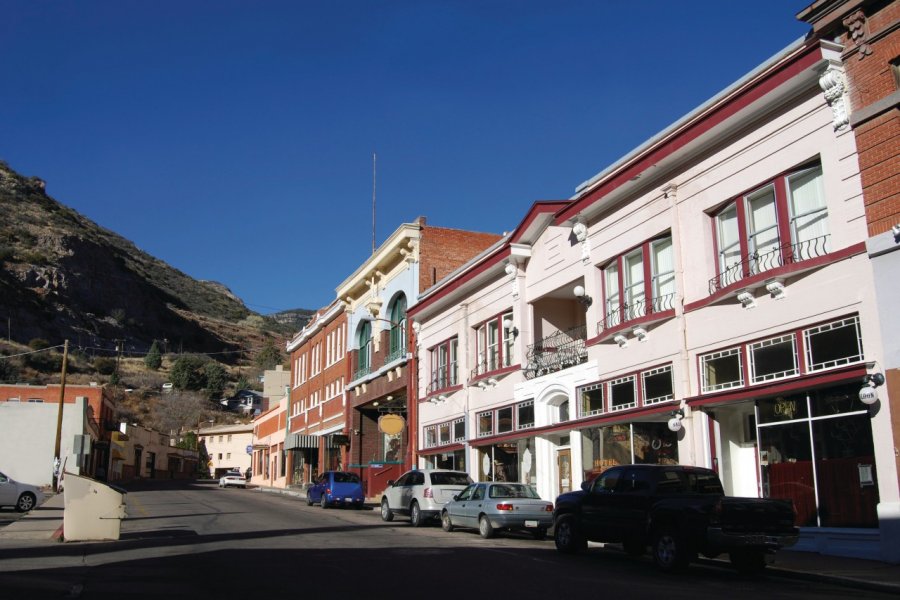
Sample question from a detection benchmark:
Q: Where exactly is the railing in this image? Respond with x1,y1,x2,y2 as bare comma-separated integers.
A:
385,344,406,365
426,366,458,395
708,234,830,295
524,325,587,380
353,363,371,381
600,292,675,331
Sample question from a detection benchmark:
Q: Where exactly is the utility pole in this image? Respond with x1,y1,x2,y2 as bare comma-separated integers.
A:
372,151,377,255
52,340,69,490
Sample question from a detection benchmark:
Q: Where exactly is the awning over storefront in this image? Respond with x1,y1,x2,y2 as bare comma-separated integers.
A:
286,434,320,449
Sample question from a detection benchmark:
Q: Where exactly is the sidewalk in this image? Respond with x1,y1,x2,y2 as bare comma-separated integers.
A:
3,486,900,594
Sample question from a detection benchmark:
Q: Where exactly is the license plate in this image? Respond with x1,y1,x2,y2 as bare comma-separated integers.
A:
525,520,538,528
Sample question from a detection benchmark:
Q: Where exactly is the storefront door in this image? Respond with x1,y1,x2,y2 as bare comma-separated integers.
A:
557,449,572,496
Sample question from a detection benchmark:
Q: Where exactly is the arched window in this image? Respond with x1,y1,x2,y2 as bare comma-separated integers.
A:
389,294,407,361
357,320,372,377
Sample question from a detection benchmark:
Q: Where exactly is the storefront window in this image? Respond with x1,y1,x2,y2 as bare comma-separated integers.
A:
497,407,513,433
581,422,678,480
478,411,493,437
383,432,402,462
581,384,604,416
478,440,532,482
424,450,466,471
516,401,534,429
757,383,877,528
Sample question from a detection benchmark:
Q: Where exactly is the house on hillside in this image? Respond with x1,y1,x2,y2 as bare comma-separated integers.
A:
219,389,264,415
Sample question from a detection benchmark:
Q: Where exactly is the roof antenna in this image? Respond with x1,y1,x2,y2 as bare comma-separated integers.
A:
372,151,377,255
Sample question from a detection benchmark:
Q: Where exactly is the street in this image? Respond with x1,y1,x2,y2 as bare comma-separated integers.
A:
0,480,894,599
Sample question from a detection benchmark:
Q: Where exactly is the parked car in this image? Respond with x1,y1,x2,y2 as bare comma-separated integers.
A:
307,471,365,509
0,471,44,512
218,472,247,488
553,464,798,573
441,482,553,539
380,469,472,527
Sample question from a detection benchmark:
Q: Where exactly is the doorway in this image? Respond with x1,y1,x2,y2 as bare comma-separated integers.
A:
557,448,572,496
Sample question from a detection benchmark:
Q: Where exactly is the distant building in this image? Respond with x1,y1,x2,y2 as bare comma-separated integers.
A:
201,422,253,477
218,389,264,415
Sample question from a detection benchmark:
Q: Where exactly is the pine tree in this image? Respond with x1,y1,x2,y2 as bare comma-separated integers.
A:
144,340,162,370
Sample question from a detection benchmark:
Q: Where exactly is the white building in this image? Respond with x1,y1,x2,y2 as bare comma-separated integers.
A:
410,37,897,562
201,422,253,478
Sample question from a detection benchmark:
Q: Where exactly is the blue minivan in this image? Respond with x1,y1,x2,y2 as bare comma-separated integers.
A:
307,471,365,509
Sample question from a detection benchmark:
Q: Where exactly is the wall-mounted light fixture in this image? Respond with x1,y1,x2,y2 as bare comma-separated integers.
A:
503,317,518,339
633,327,648,342
859,372,885,405
613,334,629,348
487,378,499,387
412,321,421,333
574,285,593,308
765,279,786,300
737,291,756,309
667,408,685,432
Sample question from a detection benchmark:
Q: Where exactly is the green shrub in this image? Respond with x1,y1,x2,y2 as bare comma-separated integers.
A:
93,356,117,375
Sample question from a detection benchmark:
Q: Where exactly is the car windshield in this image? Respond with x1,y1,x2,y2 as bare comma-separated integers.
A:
488,484,540,499
430,472,472,486
334,472,360,483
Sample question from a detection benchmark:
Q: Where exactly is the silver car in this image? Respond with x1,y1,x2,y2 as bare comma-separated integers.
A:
380,469,472,527
0,471,44,512
441,482,553,539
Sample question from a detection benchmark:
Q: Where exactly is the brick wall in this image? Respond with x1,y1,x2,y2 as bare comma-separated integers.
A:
418,225,502,293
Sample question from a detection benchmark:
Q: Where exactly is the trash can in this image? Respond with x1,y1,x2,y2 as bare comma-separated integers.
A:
63,472,127,541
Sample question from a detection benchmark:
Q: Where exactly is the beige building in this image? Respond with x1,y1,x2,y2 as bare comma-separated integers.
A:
250,397,288,488
110,423,198,481
201,423,253,478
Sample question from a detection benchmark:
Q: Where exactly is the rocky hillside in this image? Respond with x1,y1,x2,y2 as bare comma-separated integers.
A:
0,160,307,359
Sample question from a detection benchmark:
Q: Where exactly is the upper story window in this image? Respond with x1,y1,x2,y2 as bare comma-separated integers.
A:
474,311,514,377
712,163,829,292
477,400,534,437
428,337,458,393
388,295,407,361
602,235,675,329
423,417,466,449
699,315,862,394
578,364,674,418
356,321,372,378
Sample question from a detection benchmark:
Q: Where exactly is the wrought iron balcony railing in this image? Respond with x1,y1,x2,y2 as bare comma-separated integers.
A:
353,363,372,381
470,350,512,380
708,234,830,295
385,344,407,365
600,292,675,331
524,325,587,380
426,366,458,395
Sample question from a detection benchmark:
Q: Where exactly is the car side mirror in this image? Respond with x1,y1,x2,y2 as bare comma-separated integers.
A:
387,480,395,487
581,481,591,492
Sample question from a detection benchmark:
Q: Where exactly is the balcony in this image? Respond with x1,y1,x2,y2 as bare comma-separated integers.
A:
426,366,458,395
600,292,675,332
524,325,587,380
709,234,830,295
354,363,372,381
385,344,406,365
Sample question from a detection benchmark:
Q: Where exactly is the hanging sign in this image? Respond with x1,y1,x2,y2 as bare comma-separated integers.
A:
378,414,405,436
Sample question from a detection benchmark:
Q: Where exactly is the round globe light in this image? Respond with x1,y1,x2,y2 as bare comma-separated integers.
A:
667,417,683,432
858,385,878,405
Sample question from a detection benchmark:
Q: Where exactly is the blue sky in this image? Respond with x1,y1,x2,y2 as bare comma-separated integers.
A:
1,1,811,315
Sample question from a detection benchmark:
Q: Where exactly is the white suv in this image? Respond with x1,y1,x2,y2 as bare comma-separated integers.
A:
380,469,472,527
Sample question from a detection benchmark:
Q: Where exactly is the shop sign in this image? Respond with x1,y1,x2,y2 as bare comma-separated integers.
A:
773,397,798,420
379,414,405,436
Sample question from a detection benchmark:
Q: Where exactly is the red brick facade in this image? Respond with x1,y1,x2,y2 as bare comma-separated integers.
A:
418,224,503,293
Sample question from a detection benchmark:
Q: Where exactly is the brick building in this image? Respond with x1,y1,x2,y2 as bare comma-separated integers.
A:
336,218,501,498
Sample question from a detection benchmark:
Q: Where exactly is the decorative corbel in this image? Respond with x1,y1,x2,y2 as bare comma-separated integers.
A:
819,65,850,131
505,262,520,299
572,219,591,264
842,10,872,60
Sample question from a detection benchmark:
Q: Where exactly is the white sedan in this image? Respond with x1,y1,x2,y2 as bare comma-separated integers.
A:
0,471,44,512
218,473,247,488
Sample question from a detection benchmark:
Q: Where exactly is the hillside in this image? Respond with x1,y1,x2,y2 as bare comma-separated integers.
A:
0,160,309,361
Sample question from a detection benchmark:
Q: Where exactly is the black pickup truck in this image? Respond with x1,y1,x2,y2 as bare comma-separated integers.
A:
553,464,798,573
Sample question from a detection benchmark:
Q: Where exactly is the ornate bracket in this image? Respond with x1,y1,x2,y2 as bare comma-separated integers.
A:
819,65,850,131
572,219,590,264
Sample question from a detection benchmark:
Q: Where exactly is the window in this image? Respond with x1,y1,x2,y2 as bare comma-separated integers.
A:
474,311,513,376
712,163,829,290
609,375,637,412
429,338,458,392
581,383,604,417
453,418,466,441
357,321,372,376
602,235,674,329
477,411,493,437
438,422,451,444
642,365,673,404
389,294,407,360
749,334,798,383
805,315,863,371
496,407,513,434
701,347,744,393
516,401,534,430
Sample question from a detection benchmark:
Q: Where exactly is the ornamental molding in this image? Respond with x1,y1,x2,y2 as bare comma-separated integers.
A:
572,219,591,264
842,9,872,60
819,65,850,130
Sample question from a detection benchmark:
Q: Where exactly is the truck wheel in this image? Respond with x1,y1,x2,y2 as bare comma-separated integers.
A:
554,514,586,554
730,550,766,575
651,528,691,572
380,498,394,522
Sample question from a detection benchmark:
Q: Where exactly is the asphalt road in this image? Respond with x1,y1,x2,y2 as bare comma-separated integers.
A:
0,481,894,599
